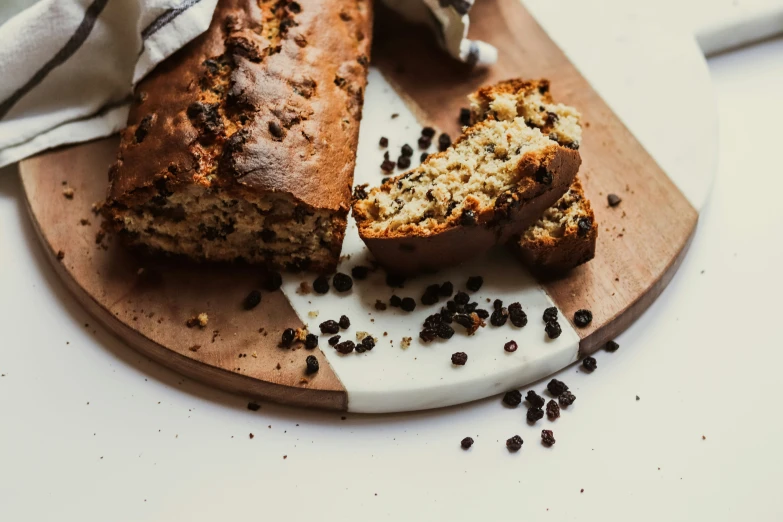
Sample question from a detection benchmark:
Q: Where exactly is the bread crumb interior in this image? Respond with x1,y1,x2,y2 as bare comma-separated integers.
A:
355,118,555,234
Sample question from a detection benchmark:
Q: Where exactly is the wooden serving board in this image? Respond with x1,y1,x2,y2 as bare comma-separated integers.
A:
18,0,710,413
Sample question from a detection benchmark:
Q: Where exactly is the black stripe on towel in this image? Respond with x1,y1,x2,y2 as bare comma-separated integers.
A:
0,0,111,121
141,0,205,41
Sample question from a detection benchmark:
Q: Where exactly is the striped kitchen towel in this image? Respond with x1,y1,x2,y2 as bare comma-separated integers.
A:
0,0,493,168
0,0,219,168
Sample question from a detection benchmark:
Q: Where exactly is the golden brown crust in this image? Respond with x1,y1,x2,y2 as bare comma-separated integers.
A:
103,0,372,272
511,177,597,273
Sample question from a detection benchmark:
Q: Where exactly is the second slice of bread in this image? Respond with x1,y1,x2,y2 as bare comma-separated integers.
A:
512,178,597,273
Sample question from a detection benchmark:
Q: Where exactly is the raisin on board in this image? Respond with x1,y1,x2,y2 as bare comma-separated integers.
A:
573,309,593,327
319,320,340,334
547,379,569,396
545,320,562,339
543,306,558,323
527,407,544,423
304,334,318,349
526,391,545,409
312,275,329,294
451,352,468,365
281,328,295,347
503,390,522,407
305,355,319,374
506,435,523,452
242,290,262,310
466,276,484,292
558,391,576,407
546,400,560,420
332,273,353,292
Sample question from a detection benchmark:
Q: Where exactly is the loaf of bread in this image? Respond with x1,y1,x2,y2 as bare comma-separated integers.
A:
102,0,372,273
352,115,581,274
469,78,597,272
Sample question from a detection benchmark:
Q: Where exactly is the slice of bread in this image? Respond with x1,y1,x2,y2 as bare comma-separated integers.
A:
469,78,597,272
352,115,581,274
512,177,597,273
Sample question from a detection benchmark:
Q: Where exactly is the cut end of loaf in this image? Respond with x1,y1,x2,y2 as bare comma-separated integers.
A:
103,181,344,273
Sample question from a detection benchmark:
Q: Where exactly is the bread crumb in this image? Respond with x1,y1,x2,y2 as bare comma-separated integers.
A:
251,351,257,358
308,310,319,318
62,187,74,199
294,327,309,342
401,337,412,349
298,281,311,295
187,313,209,328
356,331,370,341
249,433,254,439
188,345,201,352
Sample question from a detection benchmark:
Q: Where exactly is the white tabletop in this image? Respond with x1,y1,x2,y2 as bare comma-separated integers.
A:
2,28,783,522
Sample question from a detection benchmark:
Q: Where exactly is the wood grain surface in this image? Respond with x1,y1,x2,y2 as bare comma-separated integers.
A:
372,0,699,355
19,0,698,410
19,137,347,411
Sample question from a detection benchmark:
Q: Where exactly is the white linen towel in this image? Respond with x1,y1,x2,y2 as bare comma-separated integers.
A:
0,0,219,168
